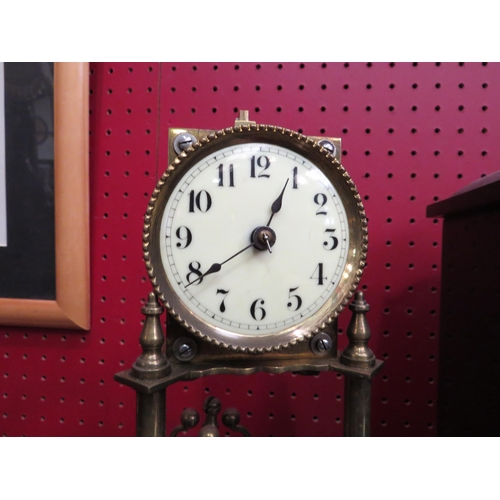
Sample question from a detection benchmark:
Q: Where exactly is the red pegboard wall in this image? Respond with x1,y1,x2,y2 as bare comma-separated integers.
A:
1,62,498,437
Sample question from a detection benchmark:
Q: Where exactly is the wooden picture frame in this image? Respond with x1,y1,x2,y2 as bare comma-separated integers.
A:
0,62,90,330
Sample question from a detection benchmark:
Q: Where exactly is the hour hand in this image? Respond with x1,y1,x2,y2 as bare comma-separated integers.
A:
267,178,289,227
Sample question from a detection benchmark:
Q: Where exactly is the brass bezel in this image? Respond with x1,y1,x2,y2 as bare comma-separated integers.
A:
144,124,368,353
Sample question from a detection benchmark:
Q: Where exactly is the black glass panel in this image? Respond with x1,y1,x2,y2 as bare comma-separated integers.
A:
0,62,56,300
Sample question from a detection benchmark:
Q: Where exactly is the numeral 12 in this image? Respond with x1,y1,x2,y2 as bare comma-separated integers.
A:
250,155,270,178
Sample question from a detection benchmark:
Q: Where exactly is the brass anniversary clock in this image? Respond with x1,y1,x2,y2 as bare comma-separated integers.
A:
115,111,383,437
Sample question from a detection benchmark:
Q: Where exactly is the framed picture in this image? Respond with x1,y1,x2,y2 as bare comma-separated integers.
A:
0,62,89,330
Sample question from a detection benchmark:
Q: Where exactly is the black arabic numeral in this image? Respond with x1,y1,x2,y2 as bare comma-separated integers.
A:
323,228,339,250
314,193,328,215
216,289,229,313
250,299,266,321
287,287,302,312
250,155,271,178
217,164,235,187
186,261,203,285
310,263,326,285
188,190,212,213
175,226,193,249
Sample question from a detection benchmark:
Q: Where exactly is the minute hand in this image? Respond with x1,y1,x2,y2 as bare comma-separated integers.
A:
185,242,254,288
266,178,289,227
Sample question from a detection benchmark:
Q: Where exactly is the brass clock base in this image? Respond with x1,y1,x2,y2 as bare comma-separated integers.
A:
114,291,383,437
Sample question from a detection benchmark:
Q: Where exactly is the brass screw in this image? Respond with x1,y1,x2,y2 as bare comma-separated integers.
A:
173,133,197,154
318,139,336,157
178,343,192,359
316,337,331,352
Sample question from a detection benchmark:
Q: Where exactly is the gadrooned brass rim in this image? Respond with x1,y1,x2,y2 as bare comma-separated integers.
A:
143,124,368,353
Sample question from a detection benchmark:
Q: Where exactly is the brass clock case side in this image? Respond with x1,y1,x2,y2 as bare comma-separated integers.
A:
144,124,368,354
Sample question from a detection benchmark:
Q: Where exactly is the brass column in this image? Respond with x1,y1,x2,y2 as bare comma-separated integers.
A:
130,293,171,437
340,291,376,437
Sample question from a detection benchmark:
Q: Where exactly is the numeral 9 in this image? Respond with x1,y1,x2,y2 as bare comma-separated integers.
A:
175,226,192,249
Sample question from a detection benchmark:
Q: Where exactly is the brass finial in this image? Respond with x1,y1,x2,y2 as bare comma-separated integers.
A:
340,291,376,368
234,110,256,127
198,396,221,437
132,292,171,379
222,408,251,437
170,408,200,436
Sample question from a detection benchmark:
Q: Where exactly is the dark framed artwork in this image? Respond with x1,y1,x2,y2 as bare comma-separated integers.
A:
0,62,90,329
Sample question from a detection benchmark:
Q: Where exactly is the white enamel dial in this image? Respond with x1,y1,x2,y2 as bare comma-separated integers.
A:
158,142,350,338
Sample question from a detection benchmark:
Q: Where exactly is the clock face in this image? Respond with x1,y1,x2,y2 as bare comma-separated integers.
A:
145,128,367,352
